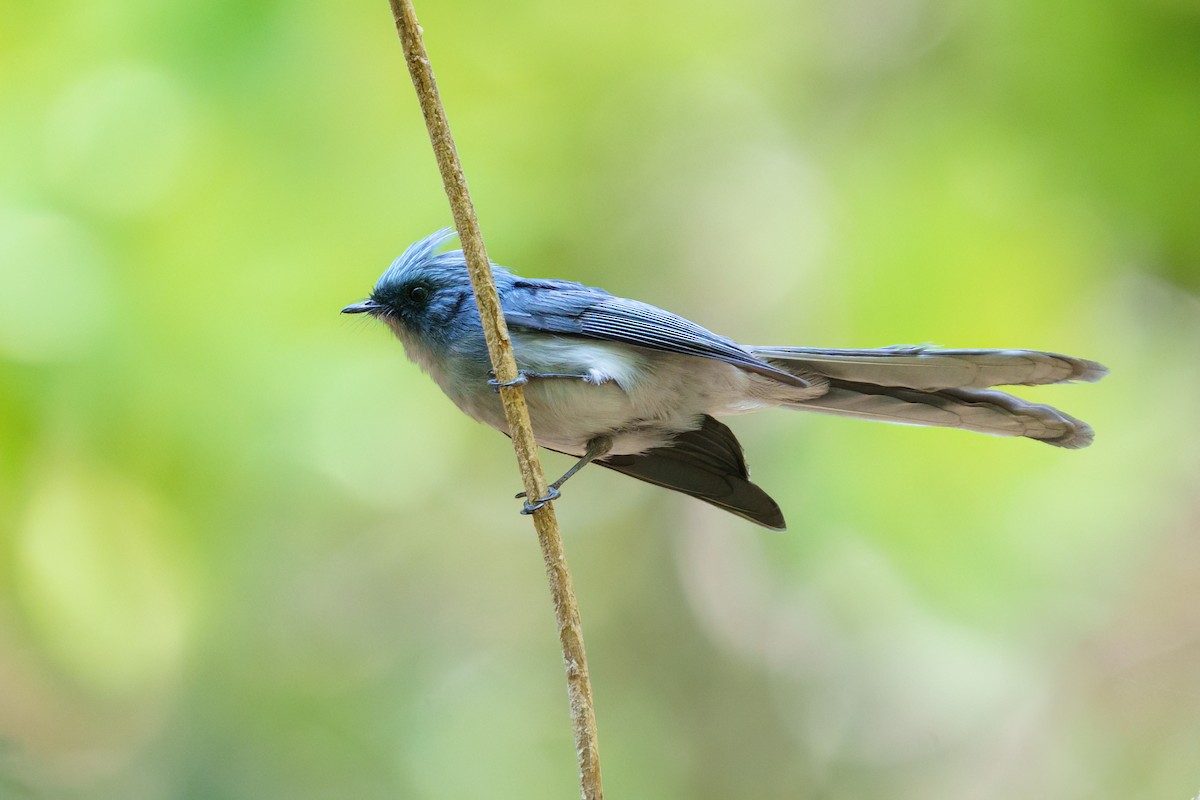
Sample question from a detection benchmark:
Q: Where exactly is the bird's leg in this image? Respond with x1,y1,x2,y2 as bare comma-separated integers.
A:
488,369,592,392
518,435,614,514
542,436,614,492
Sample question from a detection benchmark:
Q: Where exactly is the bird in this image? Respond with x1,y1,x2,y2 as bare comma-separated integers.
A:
343,228,1106,530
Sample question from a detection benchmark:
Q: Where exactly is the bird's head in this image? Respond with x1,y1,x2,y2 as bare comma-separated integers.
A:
342,228,476,343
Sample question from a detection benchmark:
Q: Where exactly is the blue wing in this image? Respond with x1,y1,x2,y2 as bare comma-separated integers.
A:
500,277,814,388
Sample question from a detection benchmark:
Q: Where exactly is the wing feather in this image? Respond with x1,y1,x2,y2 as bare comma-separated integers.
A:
595,416,786,530
502,281,813,388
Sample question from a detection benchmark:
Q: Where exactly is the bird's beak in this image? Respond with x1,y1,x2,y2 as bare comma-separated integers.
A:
342,299,381,315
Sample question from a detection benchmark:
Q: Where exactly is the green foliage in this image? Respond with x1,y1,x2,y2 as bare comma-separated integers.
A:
1,0,1197,797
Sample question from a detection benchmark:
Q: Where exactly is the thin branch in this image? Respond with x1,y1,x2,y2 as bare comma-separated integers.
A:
385,3,603,798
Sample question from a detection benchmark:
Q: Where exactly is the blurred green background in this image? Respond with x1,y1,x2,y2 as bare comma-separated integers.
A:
2,0,1199,798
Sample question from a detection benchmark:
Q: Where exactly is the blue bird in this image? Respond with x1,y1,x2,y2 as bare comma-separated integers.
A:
343,229,1106,529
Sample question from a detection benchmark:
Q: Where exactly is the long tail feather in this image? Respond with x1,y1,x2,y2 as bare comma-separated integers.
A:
784,380,1095,448
752,344,1107,390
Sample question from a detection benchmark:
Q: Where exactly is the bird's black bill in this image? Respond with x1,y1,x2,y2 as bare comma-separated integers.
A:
342,299,382,314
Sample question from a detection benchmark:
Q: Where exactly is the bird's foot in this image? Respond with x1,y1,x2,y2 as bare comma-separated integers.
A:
488,369,592,392
488,371,530,392
518,486,561,515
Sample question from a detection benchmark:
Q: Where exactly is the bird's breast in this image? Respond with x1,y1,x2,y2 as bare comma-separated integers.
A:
402,328,767,457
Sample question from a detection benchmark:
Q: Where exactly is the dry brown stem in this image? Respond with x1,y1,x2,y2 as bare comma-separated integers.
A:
385,2,603,798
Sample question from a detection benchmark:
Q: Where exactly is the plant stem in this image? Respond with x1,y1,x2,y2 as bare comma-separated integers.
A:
385,3,603,798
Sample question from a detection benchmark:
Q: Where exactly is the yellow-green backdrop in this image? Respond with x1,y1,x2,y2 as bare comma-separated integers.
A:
2,1,1198,798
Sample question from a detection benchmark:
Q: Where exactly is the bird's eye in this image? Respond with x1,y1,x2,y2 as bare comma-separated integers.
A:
408,285,430,302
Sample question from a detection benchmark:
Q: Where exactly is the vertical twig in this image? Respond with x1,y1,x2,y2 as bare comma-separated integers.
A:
385,3,603,798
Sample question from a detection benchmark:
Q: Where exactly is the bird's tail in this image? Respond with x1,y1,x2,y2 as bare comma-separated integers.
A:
750,345,1106,449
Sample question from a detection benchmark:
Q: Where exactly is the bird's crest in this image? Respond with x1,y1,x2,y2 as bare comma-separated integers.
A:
375,227,462,290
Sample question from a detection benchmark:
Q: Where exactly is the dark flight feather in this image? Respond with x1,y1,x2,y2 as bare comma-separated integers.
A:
592,415,786,530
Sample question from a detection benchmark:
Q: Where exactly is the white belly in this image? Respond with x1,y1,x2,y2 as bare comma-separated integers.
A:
441,335,771,456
